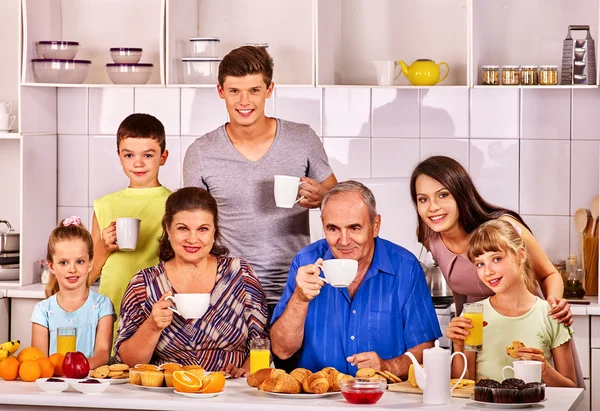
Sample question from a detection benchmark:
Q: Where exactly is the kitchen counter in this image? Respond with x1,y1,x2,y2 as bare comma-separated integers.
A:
0,378,584,411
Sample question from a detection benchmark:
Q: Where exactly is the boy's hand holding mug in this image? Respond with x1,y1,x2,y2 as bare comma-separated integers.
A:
101,221,119,253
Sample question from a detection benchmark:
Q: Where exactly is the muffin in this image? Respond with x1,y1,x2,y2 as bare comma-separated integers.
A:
492,387,518,403
518,382,541,403
159,363,182,372
129,369,142,385
163,369,175,387
182,365,205,380
135,364,161,371
474,379,501,402
140,370,164,387
502,378,526,389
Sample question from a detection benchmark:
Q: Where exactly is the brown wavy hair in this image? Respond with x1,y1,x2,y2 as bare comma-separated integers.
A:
218,45,274,87
410,156,530,245
46,219,94,298
466,219,537,294
158,187,229,261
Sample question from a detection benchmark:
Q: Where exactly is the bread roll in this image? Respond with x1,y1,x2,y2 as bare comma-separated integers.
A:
290,368,312,384
302,371,329,394
262,373,302,394
248,368,285,387
327,370,353,392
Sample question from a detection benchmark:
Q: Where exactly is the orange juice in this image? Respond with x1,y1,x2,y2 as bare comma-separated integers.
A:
250,349,270,374
464,312,483,350
57,335,76,355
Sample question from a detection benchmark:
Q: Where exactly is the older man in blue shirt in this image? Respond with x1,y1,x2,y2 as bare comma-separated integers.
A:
270,181,441,377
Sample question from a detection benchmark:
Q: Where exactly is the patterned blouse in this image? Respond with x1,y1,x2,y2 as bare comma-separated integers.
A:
113,257,268,370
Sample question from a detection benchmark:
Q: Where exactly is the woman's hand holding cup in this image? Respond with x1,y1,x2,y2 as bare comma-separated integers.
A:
294,258,326,302
149,292,174,332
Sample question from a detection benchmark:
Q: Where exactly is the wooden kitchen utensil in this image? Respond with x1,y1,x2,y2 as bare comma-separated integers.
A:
387,381,473,399
574,208,591,273
591,196,599,236
584,197,599,296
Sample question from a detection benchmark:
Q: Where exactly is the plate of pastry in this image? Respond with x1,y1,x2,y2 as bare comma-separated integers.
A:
261,391,341,399
469,399,547,408
247,367,352,398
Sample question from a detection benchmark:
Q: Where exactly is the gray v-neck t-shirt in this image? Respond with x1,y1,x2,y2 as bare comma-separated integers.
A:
183,119,333,304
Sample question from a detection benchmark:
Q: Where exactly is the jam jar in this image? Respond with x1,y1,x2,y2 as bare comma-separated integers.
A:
501,66,520,85
520,66,538,85
539,66,558,85
481,65,500,85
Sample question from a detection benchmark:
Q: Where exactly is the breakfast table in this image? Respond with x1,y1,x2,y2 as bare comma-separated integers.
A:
0,378,584,411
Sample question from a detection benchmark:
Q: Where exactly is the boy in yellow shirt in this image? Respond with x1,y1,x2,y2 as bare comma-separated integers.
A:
89,113,171,336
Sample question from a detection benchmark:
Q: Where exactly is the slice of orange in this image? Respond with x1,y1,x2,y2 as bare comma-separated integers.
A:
199,372,226,393
172,370,202,393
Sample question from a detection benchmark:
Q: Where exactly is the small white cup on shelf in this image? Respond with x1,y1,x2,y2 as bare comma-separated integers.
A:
0,113,16,131
0,102,12,114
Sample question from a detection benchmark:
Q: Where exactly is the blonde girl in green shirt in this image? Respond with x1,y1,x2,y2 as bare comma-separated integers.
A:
447,219,577,387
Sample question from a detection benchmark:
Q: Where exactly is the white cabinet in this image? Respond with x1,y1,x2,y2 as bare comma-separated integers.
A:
592,349,600,411
0,297,8,343
572,316,590,378
9,298,42,348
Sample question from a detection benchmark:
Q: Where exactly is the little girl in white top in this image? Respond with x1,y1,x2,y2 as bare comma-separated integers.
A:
31,216,114,369
447,219,576,387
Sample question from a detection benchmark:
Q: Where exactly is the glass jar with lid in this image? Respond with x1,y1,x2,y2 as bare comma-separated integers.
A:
520,66,538,85
501,66,520,85
551,259,567,283
481,65,500,85
539,66,558,85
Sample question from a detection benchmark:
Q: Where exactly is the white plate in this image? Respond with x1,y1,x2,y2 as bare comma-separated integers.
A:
260,391,342,399
174,390,224,399
470,398,547,408
131,383,174,391
87,373,129,385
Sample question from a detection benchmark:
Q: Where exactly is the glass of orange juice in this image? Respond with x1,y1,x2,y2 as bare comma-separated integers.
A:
463,303,483,352
57,327,77,355
249,338,271,374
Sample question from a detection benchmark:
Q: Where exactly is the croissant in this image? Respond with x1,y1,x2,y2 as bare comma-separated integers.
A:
302,371,329,394
261,373,302,394
290,368,312,384
327,370,353,392
247,368,286,387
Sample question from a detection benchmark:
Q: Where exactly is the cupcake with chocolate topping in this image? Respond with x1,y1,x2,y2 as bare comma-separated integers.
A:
492,378,524,403
474,379,501,402
520,382,545,403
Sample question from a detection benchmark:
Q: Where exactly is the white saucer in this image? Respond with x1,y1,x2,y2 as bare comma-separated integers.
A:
174,390,224,398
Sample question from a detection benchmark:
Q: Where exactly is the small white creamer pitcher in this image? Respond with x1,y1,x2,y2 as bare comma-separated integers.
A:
405,340,467,405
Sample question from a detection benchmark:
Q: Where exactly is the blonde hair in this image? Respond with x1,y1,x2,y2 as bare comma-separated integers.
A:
45,218,94,298
466,219,537,294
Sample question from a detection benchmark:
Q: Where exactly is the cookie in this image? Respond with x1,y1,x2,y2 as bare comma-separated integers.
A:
506,341,525,358
356,368,376,378
91,365,110,379
109,363,130,371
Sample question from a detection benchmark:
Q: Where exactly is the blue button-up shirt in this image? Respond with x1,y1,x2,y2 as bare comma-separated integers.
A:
271,237,442,375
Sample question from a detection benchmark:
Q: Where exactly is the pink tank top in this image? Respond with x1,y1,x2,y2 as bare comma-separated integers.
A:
428,232,494,312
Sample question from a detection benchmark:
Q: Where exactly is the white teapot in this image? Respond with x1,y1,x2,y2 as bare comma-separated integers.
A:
404,340,467,404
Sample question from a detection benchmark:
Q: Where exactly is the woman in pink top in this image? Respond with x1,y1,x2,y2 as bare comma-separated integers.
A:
410,156,571,324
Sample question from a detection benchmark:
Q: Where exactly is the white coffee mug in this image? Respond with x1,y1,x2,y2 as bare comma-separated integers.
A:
315,259,358,288
372,61,401,86
502,360,543,383
0,102,12,114
274,175,305,208
0,113,15,131
165,293,211,319
116,218,141,251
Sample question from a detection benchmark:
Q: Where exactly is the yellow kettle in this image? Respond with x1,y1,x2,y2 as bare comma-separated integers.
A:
398,59,449,86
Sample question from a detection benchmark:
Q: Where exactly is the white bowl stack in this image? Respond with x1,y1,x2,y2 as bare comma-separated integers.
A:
33,41,91,84
106,48,153,84
182,37,221,84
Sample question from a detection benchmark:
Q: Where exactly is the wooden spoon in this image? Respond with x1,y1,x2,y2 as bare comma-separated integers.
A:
591,196,599,237
574,208,591,268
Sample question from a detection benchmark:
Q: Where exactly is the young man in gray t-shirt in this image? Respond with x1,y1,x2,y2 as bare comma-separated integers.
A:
183,46,337,314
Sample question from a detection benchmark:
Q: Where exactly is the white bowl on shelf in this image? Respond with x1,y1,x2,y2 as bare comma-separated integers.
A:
36,377,69,393
32,59,91,84
106,63,153,84
36,41,79,60
110,48,143,64
189,37,220,57
68,379,111,395
182,57,221,84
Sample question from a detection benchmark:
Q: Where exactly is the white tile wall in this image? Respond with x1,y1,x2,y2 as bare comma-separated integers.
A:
520,140,571,215
521,89,570,140
420,88,469,138
134,88,181,136
372,88,418,138
89,88,134,135
470,139,519,212
21,87,57,134
54,87,600,261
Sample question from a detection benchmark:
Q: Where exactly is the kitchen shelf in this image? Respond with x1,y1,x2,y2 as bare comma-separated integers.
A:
472,0,599,87
0,132,20,140
317,0,468,87
473,85,599,89
21,83,167,88
22,0,165,86
166,0,314,86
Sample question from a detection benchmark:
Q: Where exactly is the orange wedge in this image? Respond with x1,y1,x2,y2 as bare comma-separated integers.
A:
172,370,202,393
199,372,226,393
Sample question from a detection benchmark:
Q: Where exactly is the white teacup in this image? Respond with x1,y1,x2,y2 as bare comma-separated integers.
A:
165,293,210,319
274,175,305,208
372,61,401,86
0,113,15,131
316,259,358,288
116,218,141,251
0,102,12,114
502,360,543,383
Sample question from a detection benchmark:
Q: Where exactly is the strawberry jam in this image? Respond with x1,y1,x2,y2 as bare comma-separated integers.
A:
79,379,101,384
46,378,65,383
342,389,384,404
